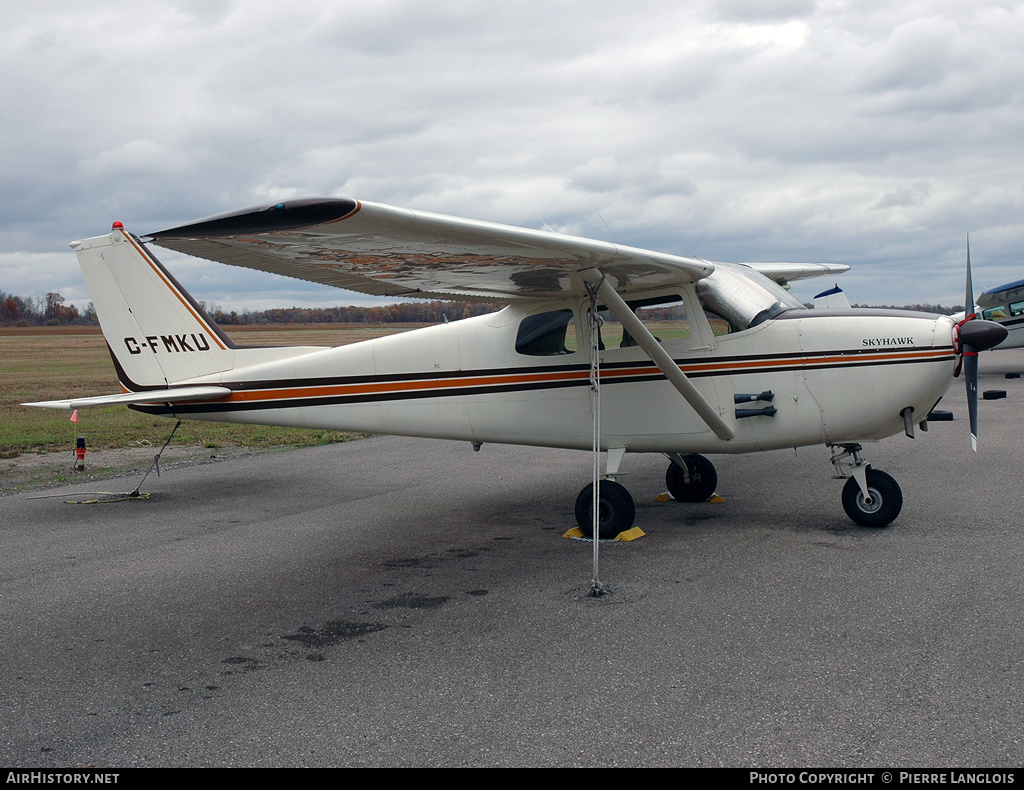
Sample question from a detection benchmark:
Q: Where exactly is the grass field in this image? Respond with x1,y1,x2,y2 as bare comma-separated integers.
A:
0,324,424,457
593,320,694,349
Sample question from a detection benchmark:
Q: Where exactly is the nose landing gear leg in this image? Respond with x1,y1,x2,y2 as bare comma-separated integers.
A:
829,443,903,528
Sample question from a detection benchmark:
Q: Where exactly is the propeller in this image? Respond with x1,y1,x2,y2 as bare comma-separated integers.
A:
951,237,1008,451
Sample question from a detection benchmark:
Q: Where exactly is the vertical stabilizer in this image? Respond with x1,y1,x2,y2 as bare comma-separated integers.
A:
72,225,237,390
813,284,851,310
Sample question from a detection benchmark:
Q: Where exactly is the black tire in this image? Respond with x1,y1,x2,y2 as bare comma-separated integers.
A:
841,468,902,528
574,480,636,540
665,454,718,503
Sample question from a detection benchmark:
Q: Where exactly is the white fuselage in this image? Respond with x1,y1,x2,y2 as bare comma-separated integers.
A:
149,294,957,456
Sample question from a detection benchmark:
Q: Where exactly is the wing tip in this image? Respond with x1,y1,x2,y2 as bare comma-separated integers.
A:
149,197,360,239
22,400,72,410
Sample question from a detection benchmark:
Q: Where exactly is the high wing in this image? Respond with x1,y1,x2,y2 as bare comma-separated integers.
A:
976,277,1024,310
148,198,716,302
741,262,851,286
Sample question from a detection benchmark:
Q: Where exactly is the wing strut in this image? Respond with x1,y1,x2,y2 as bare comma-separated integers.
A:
581,270,735,441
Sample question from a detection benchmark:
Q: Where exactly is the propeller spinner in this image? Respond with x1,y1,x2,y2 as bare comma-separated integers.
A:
952,238,1008,451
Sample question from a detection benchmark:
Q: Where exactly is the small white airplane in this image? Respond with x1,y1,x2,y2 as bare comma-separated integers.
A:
26,198,1007,537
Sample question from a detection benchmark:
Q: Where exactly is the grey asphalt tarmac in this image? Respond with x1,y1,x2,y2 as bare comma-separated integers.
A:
2,350,1023,768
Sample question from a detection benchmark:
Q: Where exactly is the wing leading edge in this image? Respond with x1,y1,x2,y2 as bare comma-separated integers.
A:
148,198,848,300
147,198,715,302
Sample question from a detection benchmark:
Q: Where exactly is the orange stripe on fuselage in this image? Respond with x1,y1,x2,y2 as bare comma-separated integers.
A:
693,347,951,373
209,347,953,405
225,368,589,402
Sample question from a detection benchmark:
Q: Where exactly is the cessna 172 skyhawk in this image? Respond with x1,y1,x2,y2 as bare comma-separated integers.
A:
27,198,1007,537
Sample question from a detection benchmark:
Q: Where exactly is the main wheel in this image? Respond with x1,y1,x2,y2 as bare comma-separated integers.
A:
841,468,902,528
574,480,636,540
665,454,718,502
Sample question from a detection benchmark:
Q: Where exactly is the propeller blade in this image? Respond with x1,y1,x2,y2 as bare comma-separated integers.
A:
963,345,979,452
963,234,977,451
965,234,974,318
956,236,1007,451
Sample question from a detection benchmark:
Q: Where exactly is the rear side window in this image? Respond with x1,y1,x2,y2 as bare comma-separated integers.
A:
515,310,576,355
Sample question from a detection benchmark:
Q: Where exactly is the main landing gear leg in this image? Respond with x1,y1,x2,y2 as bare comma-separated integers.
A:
665,453,718,503
829,443,903,528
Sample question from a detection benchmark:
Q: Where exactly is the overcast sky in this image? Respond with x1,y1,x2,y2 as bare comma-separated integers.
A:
2,0,1022,312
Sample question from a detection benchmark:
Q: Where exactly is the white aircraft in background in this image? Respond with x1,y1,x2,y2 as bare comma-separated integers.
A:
969,278,1024,350
26,198,1007,539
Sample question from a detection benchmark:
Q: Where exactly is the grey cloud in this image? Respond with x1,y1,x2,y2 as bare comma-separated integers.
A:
2,1,1023,313
710,0,817,23
872,183,931,210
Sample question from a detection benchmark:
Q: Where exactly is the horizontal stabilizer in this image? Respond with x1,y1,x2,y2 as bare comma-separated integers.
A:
24,386,232,411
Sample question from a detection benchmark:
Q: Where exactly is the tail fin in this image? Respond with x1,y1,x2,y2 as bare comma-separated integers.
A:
812,283,852,310
72,225,238,390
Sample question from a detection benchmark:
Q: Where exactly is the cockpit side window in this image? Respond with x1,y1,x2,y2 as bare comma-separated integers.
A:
596,294,691,349
515,309,576,355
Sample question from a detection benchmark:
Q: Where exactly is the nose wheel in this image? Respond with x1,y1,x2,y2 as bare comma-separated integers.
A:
841,468,902,527
831,444,902,528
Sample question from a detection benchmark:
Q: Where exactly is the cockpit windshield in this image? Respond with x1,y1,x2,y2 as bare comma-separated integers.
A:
695,264,803,333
